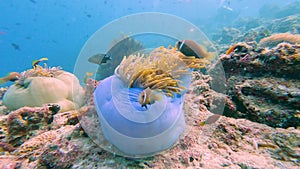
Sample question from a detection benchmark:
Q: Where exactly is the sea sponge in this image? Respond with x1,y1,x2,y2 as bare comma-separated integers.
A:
3,65,84,112
258,32,300,47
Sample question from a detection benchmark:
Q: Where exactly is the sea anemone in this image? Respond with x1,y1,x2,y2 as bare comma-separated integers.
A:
115,46,210,97
3,64,84,112
93,46,210,156
15,64,63,87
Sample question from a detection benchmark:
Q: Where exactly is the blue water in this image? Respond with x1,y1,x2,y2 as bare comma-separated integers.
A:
0,0,295,86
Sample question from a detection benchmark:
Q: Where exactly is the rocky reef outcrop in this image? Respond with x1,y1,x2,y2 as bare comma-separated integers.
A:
214,39,300,129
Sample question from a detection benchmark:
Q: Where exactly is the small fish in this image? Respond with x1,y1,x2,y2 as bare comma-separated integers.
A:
88,54,112,65
225,44,237,55
32,57,48,68
0,72,21,84
138,87,163,109
11,43,20,51
83,72,93,83
294,113,300,118
176,40,215,60
199,114,221,126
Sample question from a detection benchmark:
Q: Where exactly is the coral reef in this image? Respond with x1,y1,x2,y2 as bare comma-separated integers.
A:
3,64,85,112
220,42,299,79
0,105,60,148
0,68,299,168
0,28,299,168
216,38,300,128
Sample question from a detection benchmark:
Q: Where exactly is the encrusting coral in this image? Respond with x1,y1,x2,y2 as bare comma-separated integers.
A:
115,46,210,97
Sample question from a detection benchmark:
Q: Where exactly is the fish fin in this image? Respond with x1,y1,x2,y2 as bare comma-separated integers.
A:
39,57,48,61
32,60,39,67
148,90,163,104
154,91,163,101
32,57,48,67
141,104,148,109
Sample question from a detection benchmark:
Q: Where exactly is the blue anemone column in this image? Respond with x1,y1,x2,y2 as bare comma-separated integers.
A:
94,75,186,156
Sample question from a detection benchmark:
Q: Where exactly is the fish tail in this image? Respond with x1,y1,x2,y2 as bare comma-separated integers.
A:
32,57,48,67
154,92,163,101
148,90,163,104
39,57,48,61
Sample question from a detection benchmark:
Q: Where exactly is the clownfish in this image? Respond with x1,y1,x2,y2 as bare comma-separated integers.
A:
176,40,215,60
32,57,48,68
0,72,21,84
138,87,163,109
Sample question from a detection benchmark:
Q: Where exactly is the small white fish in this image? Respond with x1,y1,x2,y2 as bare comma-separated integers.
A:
88,54,112,65
200,114,221,126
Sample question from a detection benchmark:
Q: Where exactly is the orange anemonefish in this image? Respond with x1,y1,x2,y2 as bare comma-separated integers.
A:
176,40,215,60
0,72,21,84
138,87,163,109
